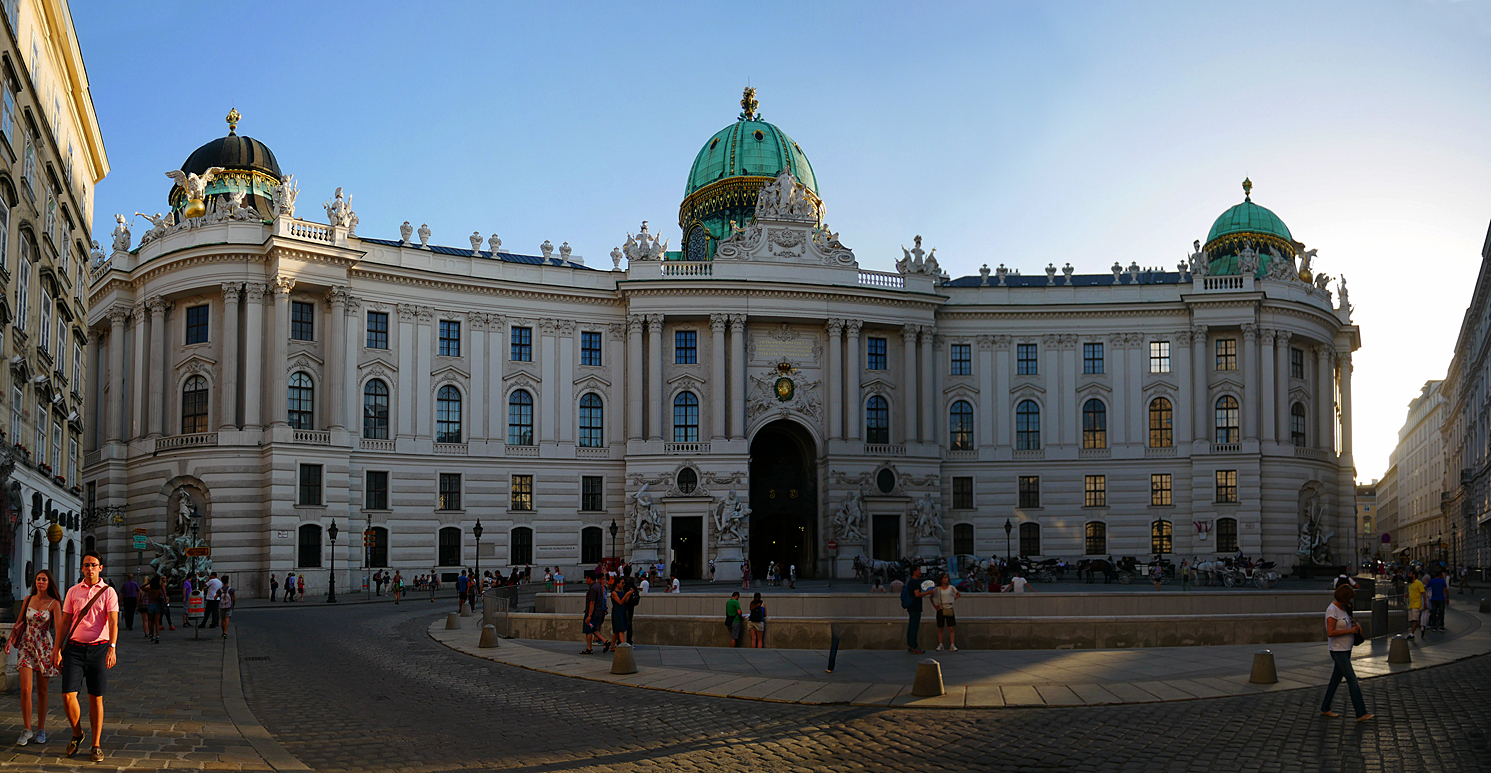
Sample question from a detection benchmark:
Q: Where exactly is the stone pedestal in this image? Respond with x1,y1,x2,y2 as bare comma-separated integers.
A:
913,537,943,559
628,545,660,566
714,544,745,582
833,542,866,582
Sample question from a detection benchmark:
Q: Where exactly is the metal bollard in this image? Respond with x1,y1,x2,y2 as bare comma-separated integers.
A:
1481,598,1489,614
445,612,460,630
912,658,945,697
610,642,638,675
1388,635,1411,664
459,601,474,617
1249,649,1278,684
479,624,500,648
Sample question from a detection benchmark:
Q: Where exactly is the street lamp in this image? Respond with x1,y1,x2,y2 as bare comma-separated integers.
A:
609,519,619,569
473,520,484,588
1004,518,1013,563
327,519,339,603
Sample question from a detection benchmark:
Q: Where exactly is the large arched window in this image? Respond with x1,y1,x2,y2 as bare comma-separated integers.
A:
1151,519,1173,555
953,523,974,555
298,524,322,568
181,375,208,434
865,396,889,444
511,526,534,565
1015,400,1041,450
288,372,314,430
1019,522,1041,556
437,526,461,566
1082,399,1107,449
1216,517,1239,553
507,390,534,446
1290,402,1307,447
579,393,603,448
949,400,974,450
368,526,389,567
1214,395,1240,443
436,385,462,443
673,391,699,442
363,379,390,439
581,526,604,564
1084,521,1106,556
1148,397,1173,448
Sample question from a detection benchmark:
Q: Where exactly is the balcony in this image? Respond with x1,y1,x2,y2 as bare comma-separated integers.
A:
664,442,710,454
293,430,331,445
433,442,468,455
505,444,539,457
1201,275,1249,292
858,269,905,289
865,443,906,457
359,439,395,452
1210,442,1242,454
156,432,218,451
660,261,713,278
288,220,332,242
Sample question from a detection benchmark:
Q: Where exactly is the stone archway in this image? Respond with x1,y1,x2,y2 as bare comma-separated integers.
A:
748,420,818,579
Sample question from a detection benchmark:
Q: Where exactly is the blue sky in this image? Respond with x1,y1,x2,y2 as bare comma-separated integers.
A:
74,1,1491,480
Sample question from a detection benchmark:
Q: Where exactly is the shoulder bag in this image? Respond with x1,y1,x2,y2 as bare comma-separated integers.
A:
63,582,111,645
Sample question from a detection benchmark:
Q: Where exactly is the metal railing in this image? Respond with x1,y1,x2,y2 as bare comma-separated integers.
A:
481,585,521,638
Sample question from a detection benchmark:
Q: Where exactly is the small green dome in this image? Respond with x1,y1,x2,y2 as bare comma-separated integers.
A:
1203,179,1297,277
1206,200,1292,244
685,119,817,197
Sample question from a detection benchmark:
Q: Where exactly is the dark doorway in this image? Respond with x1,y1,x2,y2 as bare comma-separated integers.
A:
749,420,818,579
671,516,703,579
873,513,901,561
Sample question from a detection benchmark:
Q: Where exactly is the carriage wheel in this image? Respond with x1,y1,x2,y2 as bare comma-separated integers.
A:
1254,575,1267,590
1119,573,1132,585
1267,576,1280,589
1222,574,1236,587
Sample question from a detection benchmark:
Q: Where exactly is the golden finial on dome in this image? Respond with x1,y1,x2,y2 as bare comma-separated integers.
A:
740,87,758,121
226,107,241,134
1242,177,1252,201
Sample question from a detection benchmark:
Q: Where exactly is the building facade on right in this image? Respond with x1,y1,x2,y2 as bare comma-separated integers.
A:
1389,381,1445,563
1441,222,1491,570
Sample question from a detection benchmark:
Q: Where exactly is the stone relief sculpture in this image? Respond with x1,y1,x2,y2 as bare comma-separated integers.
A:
831,491,866,542
1238,241,1259,275
910,493,944,540
746,372,821,422
272,174,299,218
714,489,750,545
754,169,819,222
1296,497,1335,565
399,221,414,245
622,221,668,262
713,221,763,259
628,483,663,545
112,214,132,252
174,488,196,536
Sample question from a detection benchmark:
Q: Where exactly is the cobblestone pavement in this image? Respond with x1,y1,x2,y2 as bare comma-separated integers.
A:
237,604,1491,773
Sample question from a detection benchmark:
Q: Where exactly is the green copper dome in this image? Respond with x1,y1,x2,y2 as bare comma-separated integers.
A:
1203,179,1296,277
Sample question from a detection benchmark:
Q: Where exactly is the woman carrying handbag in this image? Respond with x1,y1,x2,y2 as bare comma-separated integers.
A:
1319,583,1373,721
4,570,63,746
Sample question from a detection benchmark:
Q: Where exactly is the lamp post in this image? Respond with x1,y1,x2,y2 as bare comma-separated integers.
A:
1004,518,1013,563
609,519,618,569
473,520,484,588
327,519,339,603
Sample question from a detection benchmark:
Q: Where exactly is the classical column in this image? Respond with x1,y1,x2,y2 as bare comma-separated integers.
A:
1108,333,1127,446
242,283,267,429
626,315,644,441
1059,335,1076,446
647,314,663,441
146,296,168,437
1337,350,1353,456
607,323,625,445
557,320,576,442
993,336,1012,447
1192,324,1209,443
901,325,919,444
342,295,360,431
129,303,146,439
84,330,99,449
469,314,487,441
1242,323,1259,441
1274,330,1292,442
729,314,747,439
1126,333,1144,445
326,289,348,431
1259,328,1276,443
488,314,507,441
1042,335,1060,446
395,304,417,438
269,277,295,428
712,314,730,441
843,321,862,441
106,306,127,442
1315,345,1334,453
919,326,935,445
976,335,994,447
415,307,434,438
1173,329,1192,444
219,284,241,430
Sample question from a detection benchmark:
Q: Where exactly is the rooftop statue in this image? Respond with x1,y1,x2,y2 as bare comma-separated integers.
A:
897,235,938,275
165,166,225,212
399,221,414,245
417,223,431,248
754,169,818,222
273,174,299,218
623,221,667,262
111,214,131,252
488,233,502,255
470,231,483,255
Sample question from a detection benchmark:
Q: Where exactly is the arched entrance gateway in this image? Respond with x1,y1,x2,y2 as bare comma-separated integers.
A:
748,420,818,579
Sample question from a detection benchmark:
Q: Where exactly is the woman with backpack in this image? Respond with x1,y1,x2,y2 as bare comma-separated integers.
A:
748,592,767,648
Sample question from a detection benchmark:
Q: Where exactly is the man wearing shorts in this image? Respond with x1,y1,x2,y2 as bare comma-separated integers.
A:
1407,571,1426,639
55,551,119,762
579,572,608,654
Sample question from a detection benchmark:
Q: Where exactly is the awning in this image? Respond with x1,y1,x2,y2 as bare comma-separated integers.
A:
1394,546,1413,554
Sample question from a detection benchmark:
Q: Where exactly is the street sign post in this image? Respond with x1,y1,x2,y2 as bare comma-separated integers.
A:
133,528,148,535
185,546,211,557
132,535,147,550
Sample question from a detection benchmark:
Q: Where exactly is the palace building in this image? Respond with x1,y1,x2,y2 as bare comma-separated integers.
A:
83,92,1360,595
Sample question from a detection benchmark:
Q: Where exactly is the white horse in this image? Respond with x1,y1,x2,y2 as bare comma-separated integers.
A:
1192,559,1225,586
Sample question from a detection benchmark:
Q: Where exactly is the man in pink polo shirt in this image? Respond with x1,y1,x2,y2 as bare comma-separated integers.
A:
53,551,119,762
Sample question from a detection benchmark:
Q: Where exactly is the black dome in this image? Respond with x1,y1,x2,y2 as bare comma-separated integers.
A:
181,131,281,178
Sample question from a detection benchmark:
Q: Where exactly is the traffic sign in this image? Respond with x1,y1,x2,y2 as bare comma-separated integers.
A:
185,546,211,557
132,535,148,550
133,528,148,535
828,540,838,551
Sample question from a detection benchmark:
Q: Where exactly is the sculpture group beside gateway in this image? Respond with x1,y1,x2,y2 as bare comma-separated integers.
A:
83,92,1359,597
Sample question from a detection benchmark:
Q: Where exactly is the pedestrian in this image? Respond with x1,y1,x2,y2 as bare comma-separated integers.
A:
297,573,305,601
741,561,751,590
1407,571,1426,639
748,592,767,648
1319,583,1372,722
579,571,608,655
282,573,293,603
1426,569,1449,632
140,576,159,643
669,575,681,594
1003,570,1036,593
392,571,404,604
638,573,650,595
725,590,745,647
218,575,235,639
555,569,565,594
5,569,62,746
428,573,437,602
611,575,635,647
120,573,139,632
160,578,175,631
457,570,470,612
544,568,553,592
931,573,960,652
269,573,279,603
902,567,933,654
789,564,796,589
1180,559,1192,592
708,559,716,583
55,552,120,762
1150,556,1165,592
199,572,222,629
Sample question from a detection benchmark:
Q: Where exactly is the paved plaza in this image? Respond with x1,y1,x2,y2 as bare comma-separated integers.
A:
0,595,1487,771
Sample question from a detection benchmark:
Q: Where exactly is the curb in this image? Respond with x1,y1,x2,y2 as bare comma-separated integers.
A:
222,631,312,770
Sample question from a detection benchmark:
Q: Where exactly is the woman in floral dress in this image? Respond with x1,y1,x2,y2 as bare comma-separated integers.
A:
4,569,63,746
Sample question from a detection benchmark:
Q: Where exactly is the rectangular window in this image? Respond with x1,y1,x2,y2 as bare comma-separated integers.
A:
1216,518,1239,553
1084,475,1106,507
1085,522,1106,556
56,328,66,377
22,139,34,197
1018,476,1040,509
50,423,60,472
1151,473,1172,506
1290,347,1305,379
438,473,462,511
185,305,209,345
510,474,534,511
510,326,532,361
1149,341,1170,373
0,88,11,147
69,436,78,484
0,196,9,270
952,476,974,510
438,320,461,357
1017,343,1038,375
674,330,697,364
44,193,55,244
1083,342,1104,374
581,475,603,512
364,471,389,511
9,386,20,442
1215,470,1238,503
866,337,887,370
39,289,51,354
290,301,315,341
580,331,603,366
298,464,323,506
1215,339,1237,371
35,406,43,462
366,311,389,349
950,343,971,376
15,252,27,330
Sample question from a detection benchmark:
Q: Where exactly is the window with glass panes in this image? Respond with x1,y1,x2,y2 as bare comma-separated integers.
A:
1151,520,1173,554
1085,522,1106,555
581,527,603,564
298,524,322,567
1015,400,1040,449
0,196,9,270
288,373,314,429
581,476,603,511
949,400,973,450
1018,476,1040,508
1151,473,1172,506
1215,396,1239,443
953,523,975,556
363,380,389,439
10,386,20,442
435,386,462,443
865,396,889,443
952,477,974,509
1290,403,1307,446
1016,343,1038,374
578,393,603,447
674,330,697,364
511,527,534,565
290,301,314,340
1216,517,1238,553
1290,347,1304,379
366,311,389,349
438,473,461,510
507,390,534,445
1084,475,1106,507
1215,470,1238,503
866,337,887,370
437,527,460,566
298,464,322,506
673,392,699,442
364,471,389,510
1149,397,1173,447
1215,339,1237,370
367,527,389,567
1020,522,1041,556
181,375,208,433
185,305,209,344
950,343,971,375
1083,342,1104,374
580,331,602,366
510,326,532,361
1082,399,1107,448
438,320,460,356
1150,341,1170,373
510,474,534,511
